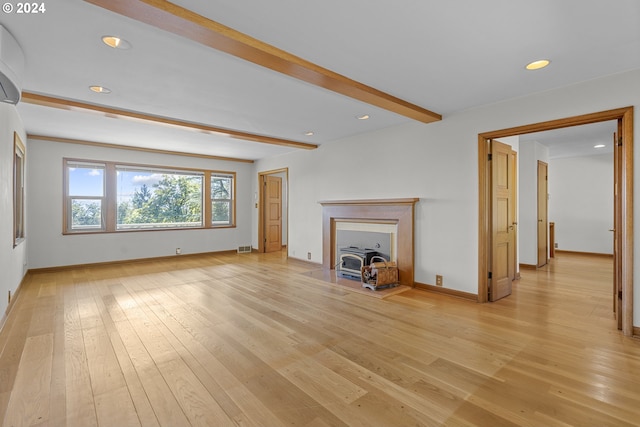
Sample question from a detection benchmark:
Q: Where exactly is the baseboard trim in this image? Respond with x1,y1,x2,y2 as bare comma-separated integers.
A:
633,327,640,339
414,282,478,302
555,250,613,258
28,249,241,274
519,264,537,270
0,272,28,335
287,256,323,268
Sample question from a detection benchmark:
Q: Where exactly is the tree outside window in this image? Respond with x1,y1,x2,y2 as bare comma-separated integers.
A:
116,169,203,230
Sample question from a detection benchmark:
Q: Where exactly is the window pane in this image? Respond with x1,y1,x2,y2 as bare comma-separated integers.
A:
212,200,231,225
116,169,203,229
68,165,104,196
71,199,102,229
211,176,232,199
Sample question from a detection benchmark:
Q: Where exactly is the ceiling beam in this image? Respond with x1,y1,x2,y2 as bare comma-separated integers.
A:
84,0,442,124
21,92,318,150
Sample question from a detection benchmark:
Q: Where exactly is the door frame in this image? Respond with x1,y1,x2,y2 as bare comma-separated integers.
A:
478,106,634,336
257,167,289,254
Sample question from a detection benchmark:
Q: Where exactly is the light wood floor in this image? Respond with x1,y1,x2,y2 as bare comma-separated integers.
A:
1,251,639,427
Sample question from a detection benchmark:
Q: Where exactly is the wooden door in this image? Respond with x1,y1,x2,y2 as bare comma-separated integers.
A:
537,161,548,268
264,175,282,253
490,140,515,301
613,132,623,329
510,150,518,280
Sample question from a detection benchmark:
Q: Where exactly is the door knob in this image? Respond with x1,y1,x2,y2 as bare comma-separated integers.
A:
609,229,615,232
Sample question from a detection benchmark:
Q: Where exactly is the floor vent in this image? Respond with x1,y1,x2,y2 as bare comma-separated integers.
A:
237,245,252,253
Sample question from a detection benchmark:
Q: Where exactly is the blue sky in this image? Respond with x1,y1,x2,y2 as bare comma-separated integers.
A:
68,167,104,197
68,166,202,202
68,167,162,201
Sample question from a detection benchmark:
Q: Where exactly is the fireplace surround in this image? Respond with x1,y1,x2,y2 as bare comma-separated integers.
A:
319,198,418,286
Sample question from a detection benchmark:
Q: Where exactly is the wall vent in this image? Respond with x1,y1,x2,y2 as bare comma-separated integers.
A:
237,245,252,253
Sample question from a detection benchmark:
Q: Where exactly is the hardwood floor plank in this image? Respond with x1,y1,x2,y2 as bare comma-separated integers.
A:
3,333,53,426
63,283,98,427
48,281,68,426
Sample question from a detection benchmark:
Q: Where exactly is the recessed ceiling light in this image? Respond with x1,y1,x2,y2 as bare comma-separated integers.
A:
102,35,131,50
525,59,551,70
357,114,370,120
89,85,111,94
304,131,314,136
594,144,606,148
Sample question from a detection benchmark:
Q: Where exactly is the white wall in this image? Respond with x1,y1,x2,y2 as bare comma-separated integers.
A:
253,69,640,327
519,141,550,265
549,153,613,254
27,140,253,269
0,103,27,318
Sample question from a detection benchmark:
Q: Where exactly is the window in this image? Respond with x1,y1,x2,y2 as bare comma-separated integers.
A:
116,166,203,230
65,161,106,231
63,158,235,233
211,174,233,226
13,133,25,246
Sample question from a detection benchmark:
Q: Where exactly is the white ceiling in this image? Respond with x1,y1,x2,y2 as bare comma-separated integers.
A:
3,0,640,161
520,121,618,159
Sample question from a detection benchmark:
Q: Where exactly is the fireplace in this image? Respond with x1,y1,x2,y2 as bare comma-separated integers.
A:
319,198,418,286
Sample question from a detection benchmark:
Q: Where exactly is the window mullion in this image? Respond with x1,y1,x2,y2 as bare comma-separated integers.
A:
204,171,212,228
105,163,117,232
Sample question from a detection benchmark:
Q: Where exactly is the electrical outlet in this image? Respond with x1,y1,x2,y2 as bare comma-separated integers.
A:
176,248,181,255
436,275,443,286
307,252,311,260
554,243,558,248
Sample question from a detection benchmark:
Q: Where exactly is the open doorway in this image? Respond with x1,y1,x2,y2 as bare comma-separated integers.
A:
478,107,634,336
257,168,288,254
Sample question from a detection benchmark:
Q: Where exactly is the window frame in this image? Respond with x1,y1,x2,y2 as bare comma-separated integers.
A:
63,158,236,234
64,160,107,233
210,173,235,227
13,133,25,247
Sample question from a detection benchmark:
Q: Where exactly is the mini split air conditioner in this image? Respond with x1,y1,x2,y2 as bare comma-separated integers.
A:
0,25,24,104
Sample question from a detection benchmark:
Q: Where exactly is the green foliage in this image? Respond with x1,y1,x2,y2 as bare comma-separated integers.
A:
211,177,231,223
132,184,152,208
73,174,231,229
119,175,203,226
72,200,101,227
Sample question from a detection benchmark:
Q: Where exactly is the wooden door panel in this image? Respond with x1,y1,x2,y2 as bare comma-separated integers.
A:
490,140,515,301
265,175,282,253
